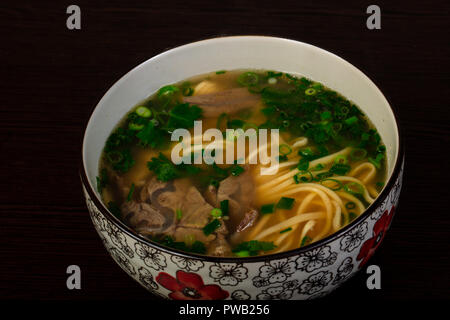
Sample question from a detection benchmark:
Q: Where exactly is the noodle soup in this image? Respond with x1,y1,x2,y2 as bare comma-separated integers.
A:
97,70,387,257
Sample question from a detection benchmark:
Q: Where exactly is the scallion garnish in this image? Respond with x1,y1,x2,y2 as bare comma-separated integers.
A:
220,199,229,216
280,227,292,234
344,182,364,196
276,197,295,210
176,209,183,220
345,202,356,210
261,203,275,215
136,106,152,118
344,116,358,125
203,219,221,236
127,183,135,202
279,144,292,156
211,208,223,218
300,236,312,247
350,148,367,161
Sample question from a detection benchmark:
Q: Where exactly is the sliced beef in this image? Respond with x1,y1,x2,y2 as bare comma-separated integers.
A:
121,201,173,235
217,170,257,233
138,176,229,252
183,87,259,118
203,184,218,207
207,234,232,257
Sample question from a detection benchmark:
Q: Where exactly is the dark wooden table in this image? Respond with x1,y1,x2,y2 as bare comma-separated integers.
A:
1,0,449,301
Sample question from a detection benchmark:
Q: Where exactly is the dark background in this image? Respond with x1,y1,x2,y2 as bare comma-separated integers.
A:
1,0,449,301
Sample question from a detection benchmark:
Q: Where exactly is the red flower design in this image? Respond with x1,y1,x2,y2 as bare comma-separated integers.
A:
357,206,395,268
156,270,229,300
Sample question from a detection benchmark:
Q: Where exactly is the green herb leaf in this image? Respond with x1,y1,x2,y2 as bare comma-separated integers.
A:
203,219,221,236
276,197,295,210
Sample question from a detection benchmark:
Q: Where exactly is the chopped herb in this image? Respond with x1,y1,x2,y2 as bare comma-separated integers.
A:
344,182,364,196
297,158,310,171
127,183,135,202
147,152,201,182
276,197,295,210
232,240,276,256
329,163,351,175
176,209,183,220
230,164,245,176
320,178,343,191
348,212,357,222
294,170,313,183
215,70,226,74
334,155,348,165
203,219,221,236
300,236,312,247
220,200,229,216
237,72,259,87
135,106,152,118
166,103,203,131
211,208,223,218
350,148,367,161
261,203,275,215
312,163,325,171
376,181,385,188
280,227,292,234
152,235,206,254
234,250,250,257
279,144,292,156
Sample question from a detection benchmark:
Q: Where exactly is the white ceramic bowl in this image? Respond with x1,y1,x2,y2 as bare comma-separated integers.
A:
81,36,404,300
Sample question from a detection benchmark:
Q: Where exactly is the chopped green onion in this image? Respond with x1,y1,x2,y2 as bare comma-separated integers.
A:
282,120,290,128
377,145,386,153
345,202,356,210
294,170,313,184
128,122,144,131
261,203,275,215
280,227,292,234
235,250,250,257
320,178,343,191
215,70,226,74
329,163,351,175
297,158,310,171
220,200,229,216
300,236,312,247
350,148,368,161
203,219,221,236
376,181,385,189
320,111,332,120
334,155,348,165
279,144,292,156
305,88,317,96
312,163,325,171
230,165,244,176
127,183,135,202
182,87,194,96
344,182,364,196
348,212,357,222
106,151,124,164
211,208,223,218
157,85,179,98
276,197,295,210
136,106,152,118
344,116,358,125
237,72,259,87
176,209,183,220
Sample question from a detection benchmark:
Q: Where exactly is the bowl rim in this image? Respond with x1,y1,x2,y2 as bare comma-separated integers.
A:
81,35,404,262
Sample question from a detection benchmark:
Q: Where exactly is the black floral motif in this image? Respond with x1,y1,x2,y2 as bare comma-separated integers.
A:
252,276,270,288
340,222,368,252
253,258,296,286
231,289,251,300
109,247,136,276
134,242,167,271
371,196,389,220
138,267,158,290
298,271,333,295
295,246,337,272
105,222,134,258
389,171,403,206
256,285,293,300
171,256,204,272
332,257,354,285
209,263,248,286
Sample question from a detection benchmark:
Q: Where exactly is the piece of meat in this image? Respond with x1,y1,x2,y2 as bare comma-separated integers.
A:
139,177,229,250
207,234,232,257
183,87,259,118
203,185,218,207
217,170,255,233
236,209,259,233
121,201,174,235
